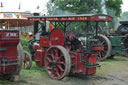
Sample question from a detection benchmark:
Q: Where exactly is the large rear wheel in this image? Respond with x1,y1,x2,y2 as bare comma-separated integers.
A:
45,46,71,80
123,35,128,56
97,34,112,61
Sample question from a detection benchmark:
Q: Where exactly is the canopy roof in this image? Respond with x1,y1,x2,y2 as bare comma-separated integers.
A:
0,12,33,27
0,12,31,20
28,14,113,22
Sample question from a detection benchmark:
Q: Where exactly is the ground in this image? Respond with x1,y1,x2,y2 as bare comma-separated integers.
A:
0,56,128,85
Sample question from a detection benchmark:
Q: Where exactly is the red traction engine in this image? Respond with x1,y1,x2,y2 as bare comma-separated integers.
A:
28,14,112,79
0,30,23,80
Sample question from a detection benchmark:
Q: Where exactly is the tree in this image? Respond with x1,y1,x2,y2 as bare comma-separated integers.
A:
47,0,122,15
120,11,128,20
106,0,123,17
47,0,101,15
106,0,123,28
47,0,123,28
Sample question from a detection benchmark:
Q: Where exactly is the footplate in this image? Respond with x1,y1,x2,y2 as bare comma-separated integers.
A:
83,63,101,68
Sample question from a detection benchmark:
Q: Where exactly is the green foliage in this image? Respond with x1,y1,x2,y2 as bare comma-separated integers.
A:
120,11,128,20
47,0,123,28
48,0,101,15
21,62,46,77
106,0,123,17
20,35,29,51
107,9,118,28
47,0,122,15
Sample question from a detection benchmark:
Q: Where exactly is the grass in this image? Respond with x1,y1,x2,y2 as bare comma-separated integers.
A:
0,62,47,85
20,62,47,78
20,35,30,51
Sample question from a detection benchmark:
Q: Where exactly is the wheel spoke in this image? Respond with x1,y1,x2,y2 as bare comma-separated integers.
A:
100,51,105,57
23,51,32,69
51,49,55,59
45,46,71,79
98,52,102,59
56,67,60,77
60,53,64,57
102,50,107,53
57,61,65,65
24,55,27,61
101,41,105,45
47,66,53,70
57,64,64,71
47,57,52,63
55,48,59,57
25,58,29,61
24,62,28,68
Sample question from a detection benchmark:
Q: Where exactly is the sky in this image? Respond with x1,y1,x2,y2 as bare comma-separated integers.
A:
121,0,128,12
0,0,128,13
0,0,49,14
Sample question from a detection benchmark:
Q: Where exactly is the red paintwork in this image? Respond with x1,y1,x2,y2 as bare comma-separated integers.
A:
49,29,64,46
28,14,113,79
91,46,104,50
33,42,40,51
0,30,19,73
70,52,97,75
44,46,66,79
35,48,46,67
40,37,49,47
65,32,74,40
33,29,102,78
28,14,112,22
49,22,52,32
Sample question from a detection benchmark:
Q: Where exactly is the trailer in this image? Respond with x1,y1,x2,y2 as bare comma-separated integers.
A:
0,30,23,80
0,12,32,80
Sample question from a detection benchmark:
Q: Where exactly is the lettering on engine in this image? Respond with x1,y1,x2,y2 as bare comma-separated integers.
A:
5,33,18,37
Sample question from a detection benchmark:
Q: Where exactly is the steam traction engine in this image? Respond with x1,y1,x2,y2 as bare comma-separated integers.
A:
117,21,128,56
0,30,23,80
28,14,112,79
93,20,128,61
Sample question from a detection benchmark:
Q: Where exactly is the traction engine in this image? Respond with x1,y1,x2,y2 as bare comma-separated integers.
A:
27,14,112,79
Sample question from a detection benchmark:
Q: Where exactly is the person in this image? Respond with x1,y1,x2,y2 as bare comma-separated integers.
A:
72,27,80,37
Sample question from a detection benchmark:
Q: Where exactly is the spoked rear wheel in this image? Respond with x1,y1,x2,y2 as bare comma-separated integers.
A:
45,46,71,80
23,51,32,69
123,35,128,56
14,43,24,74
97,34,111,61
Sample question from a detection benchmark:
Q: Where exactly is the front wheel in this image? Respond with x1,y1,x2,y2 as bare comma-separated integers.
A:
44,46,71,80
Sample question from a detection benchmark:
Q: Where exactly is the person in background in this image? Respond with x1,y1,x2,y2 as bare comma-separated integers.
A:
72,26,80,37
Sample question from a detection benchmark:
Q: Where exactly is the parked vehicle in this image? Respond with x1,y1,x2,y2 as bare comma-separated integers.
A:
26,13,112,79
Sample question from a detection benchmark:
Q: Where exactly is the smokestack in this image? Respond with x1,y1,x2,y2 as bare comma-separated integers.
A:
33,13,39,36
1,2,3,7
101,0,107,15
